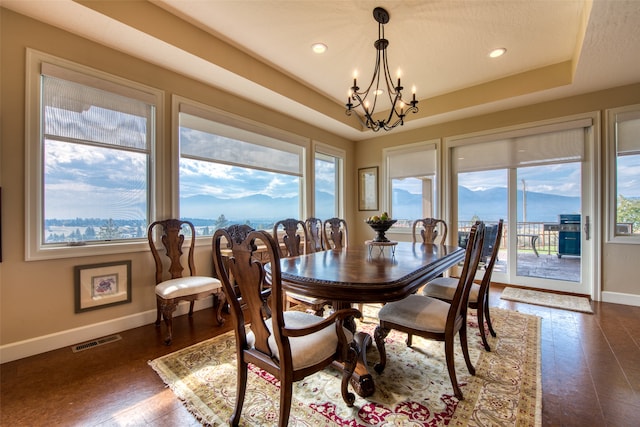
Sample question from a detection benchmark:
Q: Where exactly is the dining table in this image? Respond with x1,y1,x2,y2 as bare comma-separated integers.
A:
268,241,465,397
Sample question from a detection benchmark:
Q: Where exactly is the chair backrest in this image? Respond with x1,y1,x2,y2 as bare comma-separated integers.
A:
148,219,197,284
446,221,485,331
212,225,287,369
477,219,504,293
323,218,348,250
273,218,307,258
412,218,448,244
480,221,499,262
305,217,324,253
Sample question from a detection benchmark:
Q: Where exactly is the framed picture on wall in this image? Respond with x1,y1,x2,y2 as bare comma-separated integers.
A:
74,260,132,312
358,166,378,211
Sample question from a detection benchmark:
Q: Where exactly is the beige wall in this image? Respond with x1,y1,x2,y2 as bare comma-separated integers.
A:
1,8,639,357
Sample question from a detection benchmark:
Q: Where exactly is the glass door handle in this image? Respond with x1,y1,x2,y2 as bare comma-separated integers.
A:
583,215,590,240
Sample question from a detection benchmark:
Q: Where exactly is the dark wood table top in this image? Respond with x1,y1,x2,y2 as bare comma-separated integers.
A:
272,242,465,303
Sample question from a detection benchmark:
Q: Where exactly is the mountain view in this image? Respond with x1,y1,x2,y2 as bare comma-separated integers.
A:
44,186,582,243
179,186,581,225
395,186,581,223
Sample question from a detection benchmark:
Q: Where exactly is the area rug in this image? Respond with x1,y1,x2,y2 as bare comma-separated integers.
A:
149,306,541,426
500,287,593,314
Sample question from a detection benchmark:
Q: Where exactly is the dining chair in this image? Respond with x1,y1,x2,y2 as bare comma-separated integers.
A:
422,219,504,351
412,217,448,244
273,218,329,316
212,225,360,427
147,219,225,345
373,221,486,400
323,217,348,250
272,218,307,258
305,217,324,253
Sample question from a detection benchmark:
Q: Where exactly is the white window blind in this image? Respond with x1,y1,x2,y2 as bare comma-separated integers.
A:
453,118,591,173
179,105,303,176
616,110,640,156
42,62,153,151
387,143,437,178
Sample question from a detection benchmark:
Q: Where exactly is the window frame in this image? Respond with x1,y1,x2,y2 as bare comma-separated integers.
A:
606,104,640,244
25,49,163,261
382,140,440,233
312,141,345,220
172,96,309,240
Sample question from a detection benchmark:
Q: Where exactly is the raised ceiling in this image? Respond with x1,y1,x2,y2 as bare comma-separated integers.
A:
3,0,640,140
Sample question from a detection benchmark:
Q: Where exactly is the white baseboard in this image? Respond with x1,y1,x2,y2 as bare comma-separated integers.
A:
601,291,640,307
0,300,213,364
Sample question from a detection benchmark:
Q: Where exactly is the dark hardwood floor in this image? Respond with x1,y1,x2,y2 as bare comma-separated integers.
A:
1,284,639,426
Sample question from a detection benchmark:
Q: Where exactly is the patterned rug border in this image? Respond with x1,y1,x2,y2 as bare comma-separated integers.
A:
500,287,593,314
150,307,542,426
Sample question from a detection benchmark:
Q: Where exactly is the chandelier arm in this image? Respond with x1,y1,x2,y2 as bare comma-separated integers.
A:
348,92,379,131
386,98,402,125
347,108,378,131
361,49,383,100
370,54,383,113
381,49,397,97
381,49,405,125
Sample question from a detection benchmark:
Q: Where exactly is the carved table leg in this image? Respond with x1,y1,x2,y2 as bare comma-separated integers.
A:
350,331,375,397
333,301,375,397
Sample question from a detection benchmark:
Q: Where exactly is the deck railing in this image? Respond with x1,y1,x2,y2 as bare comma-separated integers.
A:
458,221,560,255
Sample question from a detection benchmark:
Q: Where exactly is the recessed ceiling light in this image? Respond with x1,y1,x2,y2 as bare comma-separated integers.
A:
312,43,327,54
489,48,507,58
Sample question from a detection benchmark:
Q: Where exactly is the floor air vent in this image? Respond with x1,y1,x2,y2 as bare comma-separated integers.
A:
72,334,122,353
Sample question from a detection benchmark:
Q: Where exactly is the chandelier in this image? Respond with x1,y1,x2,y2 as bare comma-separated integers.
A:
346,7,418,132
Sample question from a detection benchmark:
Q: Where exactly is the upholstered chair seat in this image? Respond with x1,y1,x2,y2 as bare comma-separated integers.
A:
248,310,354,370
155,276,222,300
423,278,480,304
377,294,450,333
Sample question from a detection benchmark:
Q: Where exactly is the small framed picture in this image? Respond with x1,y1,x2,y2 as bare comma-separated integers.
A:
358,166,379,211
75,261,132,312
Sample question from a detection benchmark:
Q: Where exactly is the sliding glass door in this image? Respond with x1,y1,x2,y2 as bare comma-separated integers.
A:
450,117,596,295
515,163,582,284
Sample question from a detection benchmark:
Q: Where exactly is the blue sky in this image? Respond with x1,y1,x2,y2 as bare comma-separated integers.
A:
179,158,301,200
459,163,582,196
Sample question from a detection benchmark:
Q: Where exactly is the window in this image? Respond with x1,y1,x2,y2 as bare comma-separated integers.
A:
26,51,161,260
314,144,344,220
177,101,306,235
384,141,438,229
607,104,640,242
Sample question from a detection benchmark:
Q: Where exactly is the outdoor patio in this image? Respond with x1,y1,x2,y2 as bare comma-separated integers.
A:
492,251,581,282
458,220,582,283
